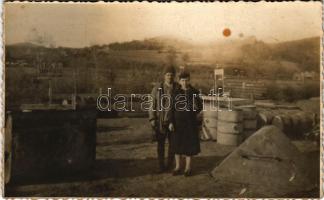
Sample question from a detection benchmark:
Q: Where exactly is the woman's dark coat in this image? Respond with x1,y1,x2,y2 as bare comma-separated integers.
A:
171,85,203,156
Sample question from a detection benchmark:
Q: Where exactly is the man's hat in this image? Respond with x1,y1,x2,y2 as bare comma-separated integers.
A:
178,71,190,79
163,65,176,75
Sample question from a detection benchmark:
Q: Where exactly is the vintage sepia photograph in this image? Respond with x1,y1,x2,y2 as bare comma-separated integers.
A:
3,2,322,198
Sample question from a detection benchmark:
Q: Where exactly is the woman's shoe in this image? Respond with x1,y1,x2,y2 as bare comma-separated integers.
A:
184,170,192,177
172,169,181,176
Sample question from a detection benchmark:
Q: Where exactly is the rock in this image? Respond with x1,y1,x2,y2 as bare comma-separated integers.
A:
211,126,315,196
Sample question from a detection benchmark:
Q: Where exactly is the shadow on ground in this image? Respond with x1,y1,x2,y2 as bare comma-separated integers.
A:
93,155,226,179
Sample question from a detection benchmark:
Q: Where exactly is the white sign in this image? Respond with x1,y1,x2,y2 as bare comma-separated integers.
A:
214,69,224,76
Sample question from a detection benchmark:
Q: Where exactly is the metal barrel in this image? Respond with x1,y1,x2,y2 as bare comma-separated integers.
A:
257,110,275,126
217,110,243,146
218,110,243,123
217,121,243,134
216,132,243,146
272,114,293,137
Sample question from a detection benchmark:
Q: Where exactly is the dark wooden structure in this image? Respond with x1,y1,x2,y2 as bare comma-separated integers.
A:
5,109,97,183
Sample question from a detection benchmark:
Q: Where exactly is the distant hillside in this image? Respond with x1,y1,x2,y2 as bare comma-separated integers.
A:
270,37,320,72
238,36,320,76
106,36,193,51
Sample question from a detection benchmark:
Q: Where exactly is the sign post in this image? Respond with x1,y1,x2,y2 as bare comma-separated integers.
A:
214,68,224,96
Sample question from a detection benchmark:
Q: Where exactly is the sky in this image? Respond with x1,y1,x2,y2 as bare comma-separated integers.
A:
4,2,322,48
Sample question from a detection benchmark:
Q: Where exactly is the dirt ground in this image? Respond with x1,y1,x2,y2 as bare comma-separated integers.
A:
6,117,319,198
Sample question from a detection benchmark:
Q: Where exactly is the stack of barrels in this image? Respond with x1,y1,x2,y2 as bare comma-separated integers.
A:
272,110,315,139
217,110,243,146
237,105,258,140
202,103,315,144
257,108,315,139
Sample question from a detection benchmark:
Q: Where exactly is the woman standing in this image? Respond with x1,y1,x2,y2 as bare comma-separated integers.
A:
172,71,203,177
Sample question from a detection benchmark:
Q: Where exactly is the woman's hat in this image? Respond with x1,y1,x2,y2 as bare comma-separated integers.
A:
163,65,176,75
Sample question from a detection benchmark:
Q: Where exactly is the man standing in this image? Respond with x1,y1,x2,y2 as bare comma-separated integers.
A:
149,65,177,173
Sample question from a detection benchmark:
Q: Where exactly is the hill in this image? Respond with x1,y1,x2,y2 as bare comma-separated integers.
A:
106,36,193,51
270,37,320,72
